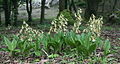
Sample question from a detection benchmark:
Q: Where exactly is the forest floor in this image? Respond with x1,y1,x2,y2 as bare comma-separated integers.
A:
0,5,120,64
101,25,120,61
0,23,120,63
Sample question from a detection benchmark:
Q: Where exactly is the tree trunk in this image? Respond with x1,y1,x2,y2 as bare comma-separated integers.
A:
3,0,11,26
26,0,32,25
112,0,117,12
102,0,105,13
0,12,1,25
40,0,46,23
57,0,66,17
84,0,101,20
65,0,68,9
59,0,65,12
11,0,18,26
0,6,2,25
69,0,77,13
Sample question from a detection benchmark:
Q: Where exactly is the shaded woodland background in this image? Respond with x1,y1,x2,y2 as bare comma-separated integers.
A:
0,0,120,26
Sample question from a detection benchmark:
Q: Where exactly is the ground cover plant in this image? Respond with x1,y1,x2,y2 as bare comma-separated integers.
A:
0,0,120,63
0,11,119,64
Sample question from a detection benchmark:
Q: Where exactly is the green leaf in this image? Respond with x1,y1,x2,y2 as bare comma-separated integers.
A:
34,59,40,62
4,37,17,51
11,39,17,51
89,43,96,54
118,38,120,40
14,49,21,52
4,37,11,48
77,45,89,56
34,51,41,56
104,40,111,55
1,48,9,51
48,54,59,58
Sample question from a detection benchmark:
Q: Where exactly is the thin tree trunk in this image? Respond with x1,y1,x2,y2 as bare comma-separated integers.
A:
102,0,105,13
0,12,1,25
65,0,68,9
11,0,18,26
26,0,32,25
0,6,1,25
40,0,46,23
59,0,65,12
3,0,11,26
84,0,91,20
57,0,66,17
112,0,117,12
69,0,77,13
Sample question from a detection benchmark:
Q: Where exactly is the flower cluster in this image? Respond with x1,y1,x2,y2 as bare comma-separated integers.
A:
17,21,43,41
49,14,68,33
72,9,83,33
83,15,103,40
49,9,83,34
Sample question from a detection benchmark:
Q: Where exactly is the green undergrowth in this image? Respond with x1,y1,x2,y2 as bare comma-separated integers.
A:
0,30,112,63
0,10,117,63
